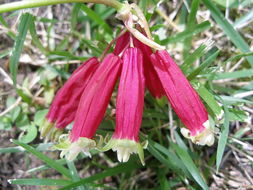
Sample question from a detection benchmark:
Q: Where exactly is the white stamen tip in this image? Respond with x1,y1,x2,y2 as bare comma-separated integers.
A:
180,120,215,146
107,139,145,165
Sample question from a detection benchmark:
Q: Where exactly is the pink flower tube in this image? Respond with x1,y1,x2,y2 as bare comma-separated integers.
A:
57,53,122,161
104,48,146,165
133,37,165,98
40,57,99,140
151,50,214,146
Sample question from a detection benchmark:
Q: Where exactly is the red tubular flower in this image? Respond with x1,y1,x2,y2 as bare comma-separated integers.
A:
133,37,165,98
40,58,99,139
151,50,214,146
104,48,146,165
58,53,122,161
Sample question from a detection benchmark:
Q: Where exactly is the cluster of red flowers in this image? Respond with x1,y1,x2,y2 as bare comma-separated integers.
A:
40,31,214,165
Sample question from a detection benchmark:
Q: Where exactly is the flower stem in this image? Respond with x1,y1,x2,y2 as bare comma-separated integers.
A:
0,0,123,14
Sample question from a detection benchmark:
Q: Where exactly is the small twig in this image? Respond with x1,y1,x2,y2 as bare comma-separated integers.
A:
0,97,22,117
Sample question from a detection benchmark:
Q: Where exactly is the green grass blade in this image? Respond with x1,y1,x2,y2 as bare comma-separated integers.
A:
181,44,207,73
183,0,200,57
10,13,32,86
224,52,253,65
71,3,82,30
234,8,253,28
80,4,112,34
171,143,209,190
148,139,190,178
216,104,230,171
161,21,211,45
27,159,66,173
59,162,140,190
187,49,220,80
213,69,253,80
0,146,25,153
9,178,72,186
202,0,253,67
220,95,253,105
66,161,85,190
11,139,71,179
29,16,47,54
196,85,223,117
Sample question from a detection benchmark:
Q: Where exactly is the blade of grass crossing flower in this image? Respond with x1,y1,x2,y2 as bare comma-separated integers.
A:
11,139,71,179
196,85,223,117
183,0,200,58
161,21,211,45
216,104,230,171
171,142,209,190
9,179,72,186
10,13,32,86
80,4,112,34
59,162,140,190
202,0,253,67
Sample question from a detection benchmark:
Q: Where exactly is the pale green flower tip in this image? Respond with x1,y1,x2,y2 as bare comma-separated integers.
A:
106,139,146,166
53,136,96,161
180,120,215,146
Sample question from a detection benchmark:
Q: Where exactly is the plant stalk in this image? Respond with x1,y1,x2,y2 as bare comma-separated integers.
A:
0,0,123,14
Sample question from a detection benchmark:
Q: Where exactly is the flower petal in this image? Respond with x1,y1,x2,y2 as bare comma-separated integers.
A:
41,58,99,138
46,57,99,128
151,50,214,145
109,48,146,164
70,53,122,142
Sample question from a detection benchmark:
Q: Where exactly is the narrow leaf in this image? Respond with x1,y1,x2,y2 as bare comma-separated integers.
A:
216,104,230,171
59,162,140,190
171,143,209,190
10,13,32,86
9,178,71,186
12,139,71,179
202,0,253,67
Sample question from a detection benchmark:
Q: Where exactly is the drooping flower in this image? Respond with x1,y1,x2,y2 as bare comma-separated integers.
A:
56,53,122,161
40,57,99,140
103,47,146,165
151,50,214,146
